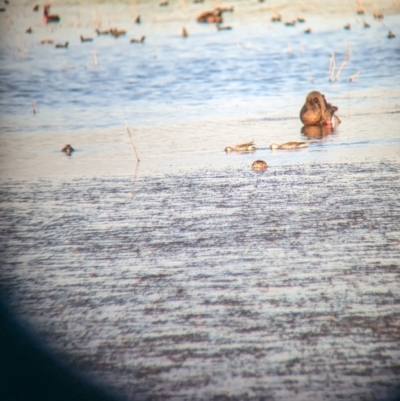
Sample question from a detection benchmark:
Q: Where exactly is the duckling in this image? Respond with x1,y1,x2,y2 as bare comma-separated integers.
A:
217,24,232,31
33,4,39,12
0,7,5,12
297,16,305,23
271,14,281,22
55,42,68,48
252,160,267,171
40,39,54,45
43,5,60,24
225,141,257,153
80,35,93,42
61,144,74,156
26,27,32,34
284,20,296,26
194,0,204,3
356,8,365,15
159,1,168,6
344,23,351,30
270,142,307,150
130,36,145,43
135,15,141,24
373,12,383,19
388,30,395,39
182,27,188,37
304,28,312,34
300,91,340,127
363,21,370,28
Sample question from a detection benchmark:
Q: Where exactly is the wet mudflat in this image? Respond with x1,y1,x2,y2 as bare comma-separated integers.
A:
1,0,400,400
1,144,400,400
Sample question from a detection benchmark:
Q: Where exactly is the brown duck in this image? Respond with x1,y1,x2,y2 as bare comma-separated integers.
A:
196,6,233,24
300,91,341,127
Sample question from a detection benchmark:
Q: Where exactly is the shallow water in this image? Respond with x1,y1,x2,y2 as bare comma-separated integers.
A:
1,1,400,400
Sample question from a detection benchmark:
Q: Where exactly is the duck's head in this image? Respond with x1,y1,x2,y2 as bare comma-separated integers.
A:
301,91,334,126
252,160,267,171
270,143,280,150
225,146,233,153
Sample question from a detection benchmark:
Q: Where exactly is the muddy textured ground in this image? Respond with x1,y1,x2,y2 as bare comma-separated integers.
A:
1,155,400,400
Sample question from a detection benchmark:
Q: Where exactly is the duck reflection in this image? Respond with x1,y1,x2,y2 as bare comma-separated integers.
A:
301,125,335,139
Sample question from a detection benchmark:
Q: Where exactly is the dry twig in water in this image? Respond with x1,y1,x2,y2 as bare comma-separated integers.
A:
349,70,361,82
335,41,351,81
329,52,336,81
125,121,140,162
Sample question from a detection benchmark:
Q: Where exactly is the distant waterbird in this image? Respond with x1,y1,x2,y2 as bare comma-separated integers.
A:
270,142,307,150
61,144,74,156
225,141,257,153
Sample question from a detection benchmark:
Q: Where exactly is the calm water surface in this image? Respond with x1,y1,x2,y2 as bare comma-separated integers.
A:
1,1,400,400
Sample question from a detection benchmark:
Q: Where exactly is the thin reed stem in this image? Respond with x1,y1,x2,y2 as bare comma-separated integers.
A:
125,121,140,162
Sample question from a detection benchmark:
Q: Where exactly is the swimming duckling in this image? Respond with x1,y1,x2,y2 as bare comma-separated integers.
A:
225,141,257,153
356,8,365,15
271,14,281,22
304,28,312,34
33,4,39,12
182,27,188,37
270,142,307,150
55,42,68,48
130,36,145,43
43,5,60,24
300,91,340,127
159,1,169,6
40,39,54,45
135,15,141,24
297,16,305,23
252,160,267,171
344,23,351,30
388,30,395,39
284,20,296,26
80,35,93,42
26,27,32,34
363,21,370,28
61,144,74,156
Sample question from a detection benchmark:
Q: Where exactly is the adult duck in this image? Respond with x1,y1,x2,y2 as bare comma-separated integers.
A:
55,42,68,48
43,5,60,24
130,36,145,43
300,91,341,127
225,141,257,153
270,142,307,150
80,35,93,42
196,6,233,24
